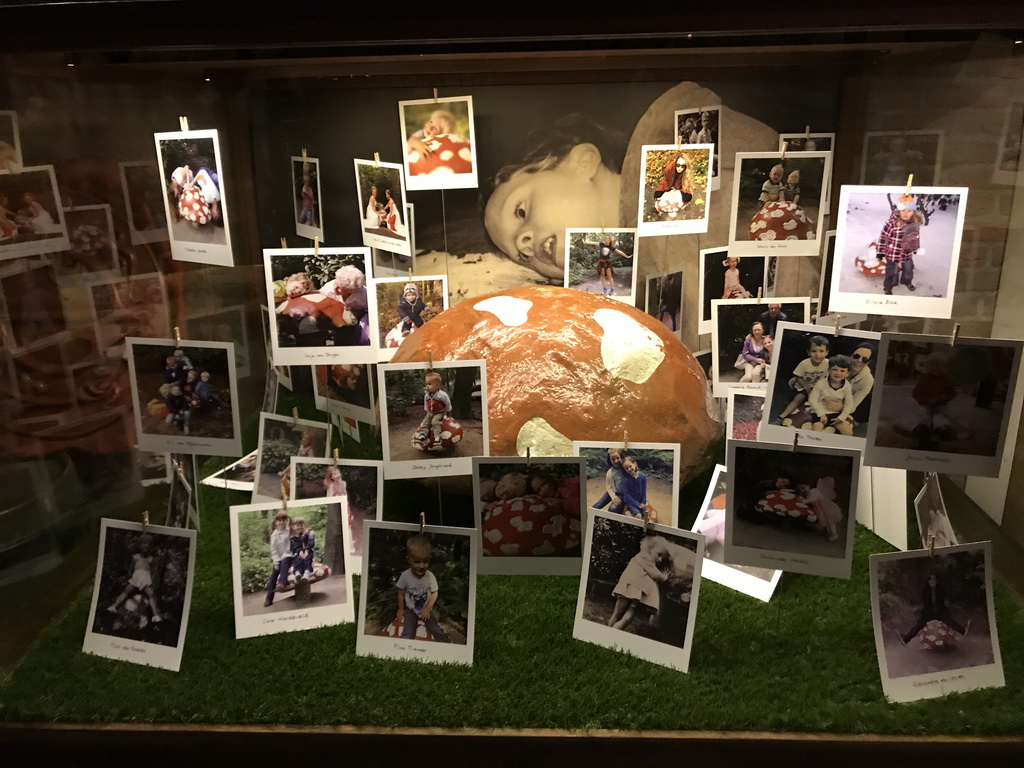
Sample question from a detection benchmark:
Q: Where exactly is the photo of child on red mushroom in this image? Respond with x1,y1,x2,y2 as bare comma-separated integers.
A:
263,247,374,366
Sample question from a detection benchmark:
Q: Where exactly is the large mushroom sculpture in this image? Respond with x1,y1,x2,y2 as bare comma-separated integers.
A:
390,285,720,487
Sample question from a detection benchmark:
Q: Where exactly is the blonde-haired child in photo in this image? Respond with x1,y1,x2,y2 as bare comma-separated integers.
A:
413,371,452,448
395,534,451,642
407,109,461,159
607,534,672,631
721,255,753,299
265,511,292,606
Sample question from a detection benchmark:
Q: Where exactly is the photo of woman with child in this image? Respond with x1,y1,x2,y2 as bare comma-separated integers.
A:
0,166,69,259
727,441,859,578
359,523,474,664
575,511,702,671
354,159,410,257
474,457,584,572
578,445,678,527
711,299,809,397
265,249,372,364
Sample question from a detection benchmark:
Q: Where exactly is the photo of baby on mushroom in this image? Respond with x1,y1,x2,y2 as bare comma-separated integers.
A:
263,247,375,366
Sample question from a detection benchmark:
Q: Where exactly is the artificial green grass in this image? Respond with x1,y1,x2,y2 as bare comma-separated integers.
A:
1,480,1023,733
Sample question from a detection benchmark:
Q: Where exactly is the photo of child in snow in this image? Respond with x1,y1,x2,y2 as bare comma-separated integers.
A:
90,526,192,648
870,338,1020,459
730,443,856,559
579,513,699,650
834,189,964,300
130,342,235,440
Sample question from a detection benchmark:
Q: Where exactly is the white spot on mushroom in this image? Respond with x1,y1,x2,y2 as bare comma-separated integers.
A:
516,417,573,457
783,220,797,230
439,150,454,161
592,308,665,384
483,528,503,543
510,516,533,532
427,167,454,175
499,543,520,555
408,151,421,163
473,296,533,326
532,541,556,556
458,148,472,161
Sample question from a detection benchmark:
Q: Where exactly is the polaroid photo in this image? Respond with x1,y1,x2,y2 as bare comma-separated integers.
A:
372,246,416,279
860,131,944,186
53,205,120,287
830,185,968,319
313,362,376,424
118,161,168,246
253,411,332,502
637,144,714,236
870,542,1004,703
185,304,251,379
564,228,637,304
263,246,374,366
0,110,23,171
201,448,258,492
815,231,867,328
229,497,354,639
692,464,781,602
291,154,324,241
259,304,292,391
698,249,767,335
674,106,720,191
90,273,170,356
353,158,411,257
914,472,956,550
82,519,197,672
125,337,242,457
574,509,704,673
572,441,681,528
289,456,382,570
378,360,488,479
866,333,1023,477
153,128,233,266
357,520,477,665
371,275,448,361
261,356,279,415
0,262,66,353
472,456,585,575
779,132,835,203
399,95,478,191
644,270,683,339
727,388,764,442
0,166,70,261
709,297,811,397
759,322,881,449
165,455,197,529
993,101,1024,186
725,439,860,579
137,450,172,487
729,151,831,258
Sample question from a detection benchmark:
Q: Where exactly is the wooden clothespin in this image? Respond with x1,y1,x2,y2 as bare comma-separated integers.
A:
408,268,413,281
526,446,531,466
676,133,682,149
142,510,150,531
174,459,185,480
792,431,800,451
804,125,811,139
928,533,935,556
373,153,380,167
173,326,182,347
833,314,842,336
642,506,650,533
433,87,439,103
427,351,433,371
333,448,339,466
905,174,914,196
313,236,319,258
623,431,629,450
756,287,762,303
179,116,189,132
292,407,299,425
301,147,308,160
780,141,788,160
280,236,287,249
949,323,960,347
419,511,426,534
281,489,288,510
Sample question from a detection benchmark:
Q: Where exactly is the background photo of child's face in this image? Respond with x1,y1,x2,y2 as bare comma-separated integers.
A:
362,527,472,643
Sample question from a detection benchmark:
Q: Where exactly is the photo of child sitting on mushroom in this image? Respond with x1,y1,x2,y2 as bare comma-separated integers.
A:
269,251,370,349
157,136,225,245
580,514,699,649
475,458,583,559
730,444,855,558
234,503,347,616
399,97,476,190
133,343,235,439
734,154,827,248
578,447,676,524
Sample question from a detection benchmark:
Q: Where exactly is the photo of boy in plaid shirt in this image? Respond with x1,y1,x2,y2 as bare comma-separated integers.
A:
876,193,923,295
